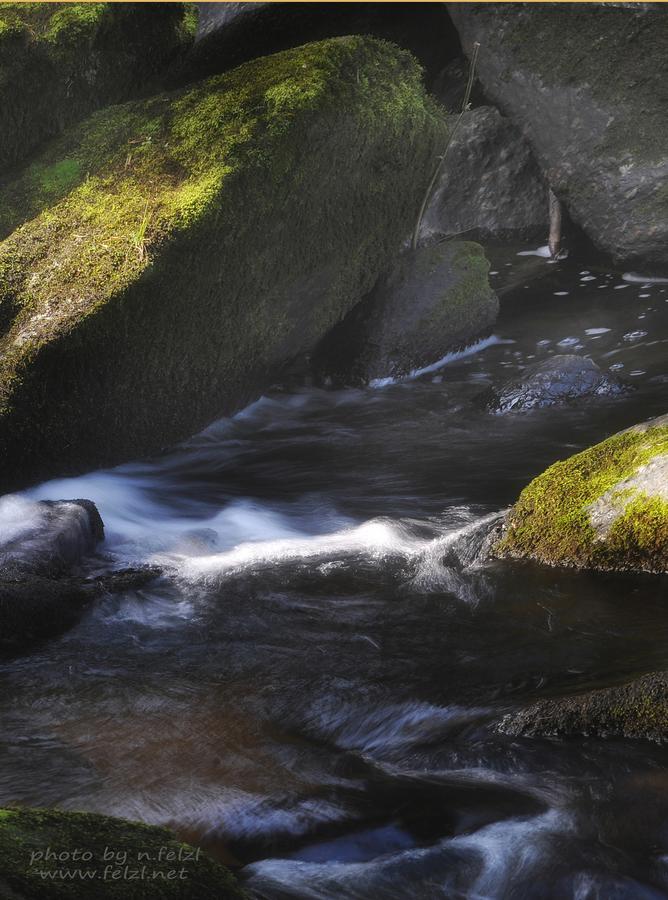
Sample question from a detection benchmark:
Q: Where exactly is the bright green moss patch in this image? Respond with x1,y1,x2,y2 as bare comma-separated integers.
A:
0,36,442,490
0,2,195,171
497,418,668,572
0,806,246,898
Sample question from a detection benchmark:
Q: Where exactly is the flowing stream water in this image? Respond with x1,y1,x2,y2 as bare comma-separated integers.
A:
1,244,668,898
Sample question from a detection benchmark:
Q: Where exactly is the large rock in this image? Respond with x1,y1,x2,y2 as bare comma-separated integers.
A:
448,4,668,266
497,672,668,743
313,241,497,386
419,106,548,242
0,806,245,899
0,37,443,491
0,497,104,648
0,3,195,172
0,496,104,576
180,2,461,87
495,414,668,573
487,354,625,412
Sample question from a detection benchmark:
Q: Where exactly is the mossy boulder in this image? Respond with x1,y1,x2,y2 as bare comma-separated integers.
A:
495,414,668,573
313,240,497,386
448,4,668,266
0,3,196,172
497,672,668,743
0,36,443,491
0,806,245,898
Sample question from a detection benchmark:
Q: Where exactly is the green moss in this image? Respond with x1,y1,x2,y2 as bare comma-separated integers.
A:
0,806,246,898
0,3,196,171
498,421,668,571
0,36,442,490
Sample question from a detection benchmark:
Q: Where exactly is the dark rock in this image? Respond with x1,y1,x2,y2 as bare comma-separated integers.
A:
181,2,461,87
448,3,668,266
420,106,548,243
0,497,104,576
0,572,92,649
313,241,498,386
487,355,625,412
497,671,668,742
430,56,487,112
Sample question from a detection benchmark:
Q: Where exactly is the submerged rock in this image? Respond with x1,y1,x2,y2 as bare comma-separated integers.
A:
313,241,497,386
420,106,548,243
0,3,195,171
0,37,443,491
0,806,245,898
495,414,668,573
448,4,668,266
487,355,625,412
497,671,668,743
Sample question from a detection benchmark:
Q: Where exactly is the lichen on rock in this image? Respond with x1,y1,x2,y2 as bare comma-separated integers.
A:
0,806,246,898
0,2,196,172
0,36,443,491
496,414,668,573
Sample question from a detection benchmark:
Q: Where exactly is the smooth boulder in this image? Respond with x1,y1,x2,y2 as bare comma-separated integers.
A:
448,4,668,266
0,3,195,171
0,37,443,491
487,354,625,412
495,414,668,573
420,106,548,243
313,241,498,386
0,806,245,899
497,672,668,743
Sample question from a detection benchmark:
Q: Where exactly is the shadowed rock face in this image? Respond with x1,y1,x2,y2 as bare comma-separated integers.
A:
497,671,668,742
495,414,668,574
182,2,462,88
487,355,625,413
448,3,668,267
312,241,498,386
420,106,548,243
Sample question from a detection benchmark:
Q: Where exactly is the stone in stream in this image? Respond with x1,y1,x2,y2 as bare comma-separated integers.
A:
486,354,625,412
0,37,444,492
419,106,548,243
312,241,498,386
448,3,668,267
497,671,668,743
0,806,246,899
0,3,195,172
494,414,668,574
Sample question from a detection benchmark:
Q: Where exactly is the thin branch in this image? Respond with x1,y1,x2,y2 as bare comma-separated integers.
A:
411,41,480,251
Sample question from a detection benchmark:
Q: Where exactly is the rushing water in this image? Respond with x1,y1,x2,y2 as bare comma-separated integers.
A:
2,243,668,898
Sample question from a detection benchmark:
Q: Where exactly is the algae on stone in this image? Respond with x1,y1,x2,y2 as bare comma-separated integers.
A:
0,806,245,898
496,414,668,573
0,2,196,171
0,36,443,491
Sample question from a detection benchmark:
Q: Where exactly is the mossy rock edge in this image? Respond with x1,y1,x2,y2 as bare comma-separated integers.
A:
495,414,668,574
0,806,245,898
0,36,444,491
0,2,196,172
